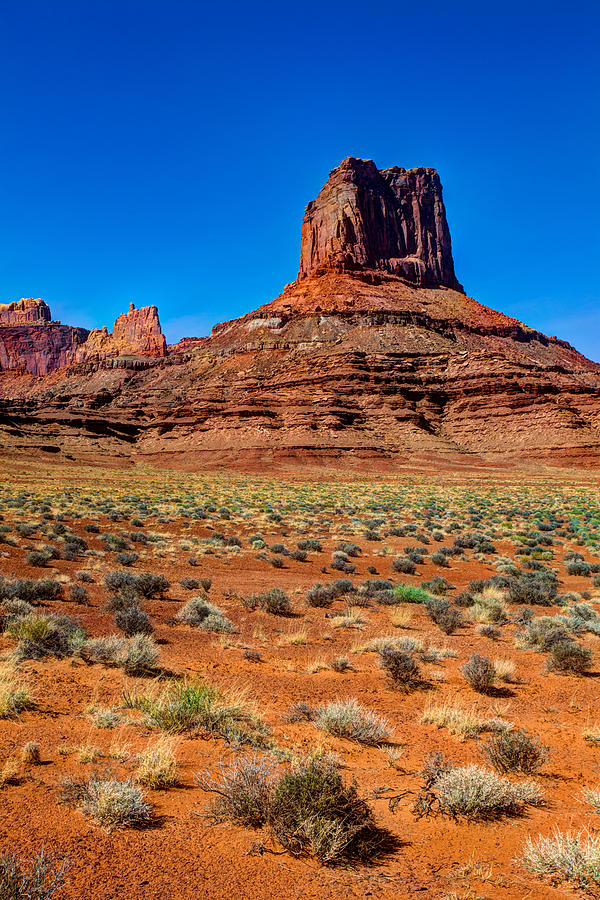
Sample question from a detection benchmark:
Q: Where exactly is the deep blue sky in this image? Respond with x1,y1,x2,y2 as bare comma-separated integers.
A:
0,1,598,356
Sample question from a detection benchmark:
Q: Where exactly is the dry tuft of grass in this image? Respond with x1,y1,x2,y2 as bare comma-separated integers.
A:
0,664,33,719
387,608,413,629
422,698,512,741
522,829,600,890
313,698,392,745
136,737,178,789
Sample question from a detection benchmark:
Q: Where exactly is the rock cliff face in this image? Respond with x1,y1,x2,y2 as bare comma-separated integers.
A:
0,157,599,469
73,304,167,363
298,157,462,290
0,299,51,325
0,301,166,375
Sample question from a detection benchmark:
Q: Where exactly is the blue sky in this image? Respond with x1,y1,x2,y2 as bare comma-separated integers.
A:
0,1,598,356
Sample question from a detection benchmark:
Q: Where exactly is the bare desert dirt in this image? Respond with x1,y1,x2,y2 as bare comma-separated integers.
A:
1,454,600,898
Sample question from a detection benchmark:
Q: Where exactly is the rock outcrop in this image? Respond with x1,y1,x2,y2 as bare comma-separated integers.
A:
0,157,599,469
0,298,51,325
74,303,167,363
298,157,462,290
0,301,166,375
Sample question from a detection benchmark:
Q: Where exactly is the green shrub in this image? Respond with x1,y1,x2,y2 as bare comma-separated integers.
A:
124,679,268,746
203,754,384,864
481,728,549,773
393,585,430,604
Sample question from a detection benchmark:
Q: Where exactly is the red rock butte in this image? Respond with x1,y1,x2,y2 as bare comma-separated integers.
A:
0,157,599,469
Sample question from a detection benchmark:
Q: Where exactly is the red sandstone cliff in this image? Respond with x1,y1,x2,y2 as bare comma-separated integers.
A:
0,301,166,375
0,157,599,469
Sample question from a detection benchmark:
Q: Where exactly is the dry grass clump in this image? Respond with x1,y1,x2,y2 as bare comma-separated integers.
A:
0,848,66,899
493,658,517,683
136,737,178,789
330,608,367,629
21,742,41,765
60,774,152,830
422,697,512,741
313,699,391,746
471,587,508,624
86,705,121,729
414,753,543,820
0,665,32,719
522,830,600,890
81,634,159,675
0,758,20,788
387,608,412,628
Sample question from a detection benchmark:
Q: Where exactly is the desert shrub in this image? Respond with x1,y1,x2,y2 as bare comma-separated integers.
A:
60,774,152,830
476,624,500,640
378,647,421,691
472,587,508,624
24,551,52,568
313,699,391,745
297,539,322,552
392,558,415,575
481,728,549,773
82,634,159,674
0,577,63,606
180,577,200,590
566,560,591,576
270,557,284,569
424,598,463,634
430,551,450,567
507,572,558,606
421,576,454,596
116,552,138,567
76,570,93,583
547,640,592,675
413,753,542,820
115,605,153,636
61,568,82,593
461,654,496,693
177,598,234,632
201,755,276,827
306,581,352,608
243,589,291,616
522,830,600,890
522,615,571,651
270,755,383,863
105,571,169,604
392,585,430,604
7,613,86,660
0,849,66,899
290,550,307,562
199,577,212,592
284,701,314,723
136,738,178,789
335,542,361,558
125,679,268,745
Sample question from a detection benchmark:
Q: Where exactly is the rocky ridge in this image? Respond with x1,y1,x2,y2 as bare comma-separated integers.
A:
0,157,599,469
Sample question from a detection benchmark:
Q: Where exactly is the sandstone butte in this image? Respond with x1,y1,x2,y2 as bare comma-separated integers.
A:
1,155,599,469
